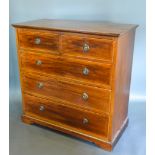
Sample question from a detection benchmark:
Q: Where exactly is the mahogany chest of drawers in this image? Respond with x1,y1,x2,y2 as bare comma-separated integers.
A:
13,19,137,151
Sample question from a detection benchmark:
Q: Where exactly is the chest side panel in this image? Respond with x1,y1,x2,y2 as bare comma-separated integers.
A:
111,30,136,140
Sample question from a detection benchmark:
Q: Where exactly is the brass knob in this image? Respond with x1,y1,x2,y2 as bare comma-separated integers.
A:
83,118,88,124
82,92,88,100
37,82,44,89
83,67,89,75
36,60,42,65
39,105,45,111
34,38,41,44
83,43,90,52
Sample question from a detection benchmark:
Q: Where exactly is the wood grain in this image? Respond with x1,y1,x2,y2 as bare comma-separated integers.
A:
61,34,115,62
12,19,138,37
24,94,109,137
18,28,60,54
22,72,111,114
21,51,112,88
21,112,129,151
13,19,137,151
110,29,136,140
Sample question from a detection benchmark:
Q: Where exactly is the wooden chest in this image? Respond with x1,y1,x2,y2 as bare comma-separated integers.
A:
13,19,137,151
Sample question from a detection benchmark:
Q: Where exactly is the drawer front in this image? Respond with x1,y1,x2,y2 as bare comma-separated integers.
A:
24,94,109,137
61,34,114,62
18,28,60,53
22,73,111,114
21,51,112,88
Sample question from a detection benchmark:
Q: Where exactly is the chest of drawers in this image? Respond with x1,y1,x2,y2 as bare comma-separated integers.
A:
13,19,137,151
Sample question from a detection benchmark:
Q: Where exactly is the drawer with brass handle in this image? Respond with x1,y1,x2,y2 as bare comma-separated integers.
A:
24,94,109,138
61,34,115,62
39,105,45,111
17,28,60,54
83,43,90,53
82,67,89,76
36,60,42,65
22,72,111,114
21,51,112,88
82,92,89,101
83,118,89,124
37,82,44,89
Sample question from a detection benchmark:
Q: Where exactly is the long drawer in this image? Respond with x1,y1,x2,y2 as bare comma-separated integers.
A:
21,51,112,88
24,94,109,137
22,72,111,114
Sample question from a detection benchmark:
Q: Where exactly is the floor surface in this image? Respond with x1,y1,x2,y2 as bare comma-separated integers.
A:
9,90,146,155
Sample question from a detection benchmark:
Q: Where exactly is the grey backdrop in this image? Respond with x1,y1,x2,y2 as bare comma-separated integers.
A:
10,0,146,100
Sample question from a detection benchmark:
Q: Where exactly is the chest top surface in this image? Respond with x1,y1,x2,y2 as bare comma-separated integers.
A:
12,19,138,37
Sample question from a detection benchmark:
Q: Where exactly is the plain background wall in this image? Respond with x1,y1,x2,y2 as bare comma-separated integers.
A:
9,0,146,100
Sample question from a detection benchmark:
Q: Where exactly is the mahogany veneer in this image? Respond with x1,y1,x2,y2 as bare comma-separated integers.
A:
13,19,137,151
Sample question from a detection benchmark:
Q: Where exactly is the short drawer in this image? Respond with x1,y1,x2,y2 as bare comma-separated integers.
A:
22,72,111,114
61,34,115,62
21,51,112,88
24,94,109,137
17,28,60,54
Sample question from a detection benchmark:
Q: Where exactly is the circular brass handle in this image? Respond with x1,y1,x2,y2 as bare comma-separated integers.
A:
83,118,89,124
82,92,89,100
83,67,89,75
37,82,44,89
83,43,90,52
39,105,45,111
34,38,41,44
36,60,42,65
